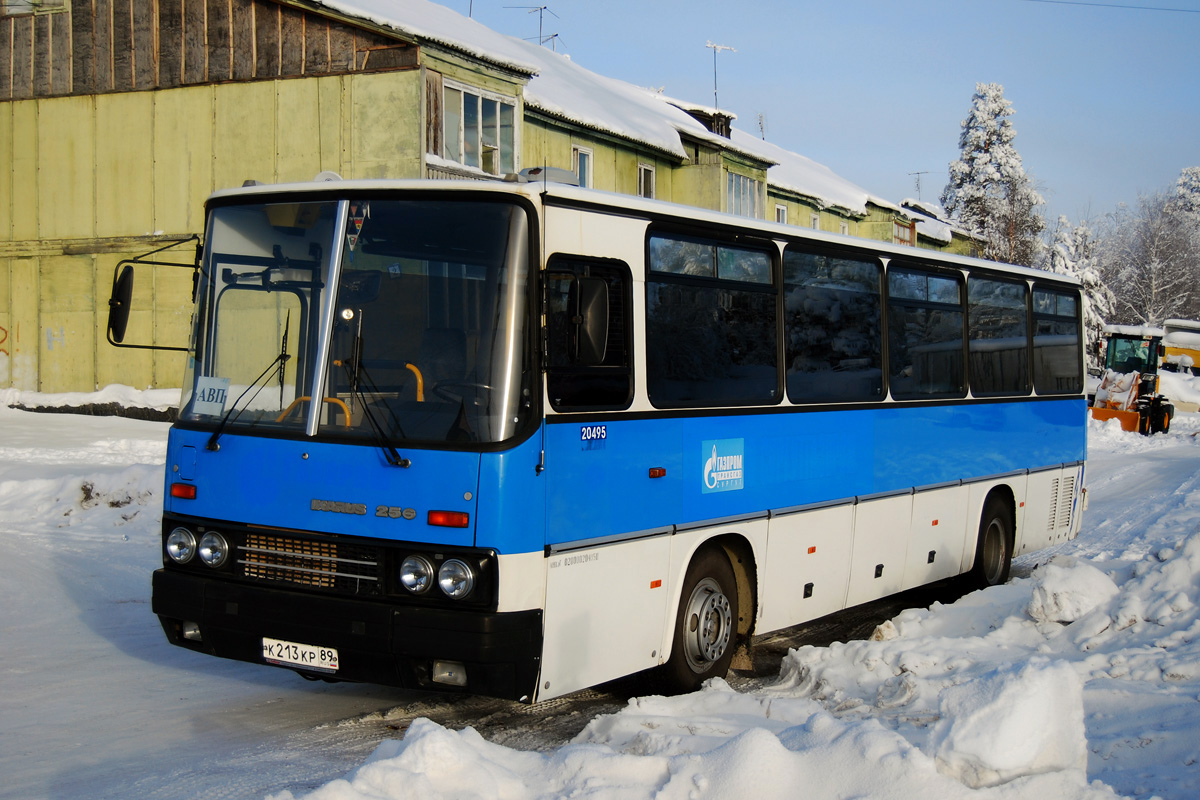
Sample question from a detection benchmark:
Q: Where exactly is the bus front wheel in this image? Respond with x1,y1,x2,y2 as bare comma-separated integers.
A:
660,547,739,694
969,497,1013,589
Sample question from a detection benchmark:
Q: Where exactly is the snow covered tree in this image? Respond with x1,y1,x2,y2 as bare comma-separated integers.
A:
1047,215,1113,369
941,83,1045,266
1172,166,1200,219
1099,191,1200,326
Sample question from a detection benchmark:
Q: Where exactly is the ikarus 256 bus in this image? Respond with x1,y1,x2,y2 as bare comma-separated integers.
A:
108,176,1087,702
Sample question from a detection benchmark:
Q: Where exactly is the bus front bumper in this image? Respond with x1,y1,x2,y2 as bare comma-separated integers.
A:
152,569,543,702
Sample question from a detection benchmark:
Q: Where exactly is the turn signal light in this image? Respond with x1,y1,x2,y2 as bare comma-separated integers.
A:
648,467,667,478
170,483,197,499
428,510,469,528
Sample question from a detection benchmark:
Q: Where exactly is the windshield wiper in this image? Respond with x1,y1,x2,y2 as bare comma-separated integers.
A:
342,312,411,468
206,326,291,451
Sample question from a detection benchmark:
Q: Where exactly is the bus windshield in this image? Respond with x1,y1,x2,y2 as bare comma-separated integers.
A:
179,196,533,447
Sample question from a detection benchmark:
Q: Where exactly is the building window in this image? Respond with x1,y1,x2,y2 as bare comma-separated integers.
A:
572,146,593,189
435,80,517,176
810,213,820,230
775,205,788,224
727,172,761,218
2,0,65,13
840,222,849,235
893,220,915,247
638,164,655,199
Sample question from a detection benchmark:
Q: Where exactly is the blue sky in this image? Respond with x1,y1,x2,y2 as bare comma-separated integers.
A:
445,0,1200,225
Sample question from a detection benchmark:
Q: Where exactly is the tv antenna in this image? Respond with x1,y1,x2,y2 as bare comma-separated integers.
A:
757,112,767,139
507,5,560,48
706,41,736,109
909,170,930,200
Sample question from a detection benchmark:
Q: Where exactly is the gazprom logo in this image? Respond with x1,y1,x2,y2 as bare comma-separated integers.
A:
702,438,744,494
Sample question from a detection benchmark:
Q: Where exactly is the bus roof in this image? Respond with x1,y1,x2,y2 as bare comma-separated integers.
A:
206,177,1080,287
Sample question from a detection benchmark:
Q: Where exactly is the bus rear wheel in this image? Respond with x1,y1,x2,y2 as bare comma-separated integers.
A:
969,497,1013,589
660,547,738,694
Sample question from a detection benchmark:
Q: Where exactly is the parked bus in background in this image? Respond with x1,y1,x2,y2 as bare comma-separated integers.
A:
108,176,1087,702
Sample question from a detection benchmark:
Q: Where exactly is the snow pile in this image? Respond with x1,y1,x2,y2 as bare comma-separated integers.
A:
273,681,1116,800
927,659,1086,788
1159,370,1200,408
0,382,181,411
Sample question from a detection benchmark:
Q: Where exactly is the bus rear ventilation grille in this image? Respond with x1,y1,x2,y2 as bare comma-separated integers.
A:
238,533,382,595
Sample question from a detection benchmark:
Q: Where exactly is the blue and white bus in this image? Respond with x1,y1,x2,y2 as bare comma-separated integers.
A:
121,177,1087,702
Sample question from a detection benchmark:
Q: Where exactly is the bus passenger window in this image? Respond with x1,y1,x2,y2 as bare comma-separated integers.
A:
783,246,882,403
967,277,1030,396
646,233,778,408
545,258,633,411
1032,288,1083,394
887,267,966,399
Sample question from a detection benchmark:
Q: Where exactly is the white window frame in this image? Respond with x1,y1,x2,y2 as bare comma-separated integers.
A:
840,221,849,235
775,204,788,224
727,172,762,219
572,146,593,189
439,78,519,176
638,164,656,199
810,213,821,230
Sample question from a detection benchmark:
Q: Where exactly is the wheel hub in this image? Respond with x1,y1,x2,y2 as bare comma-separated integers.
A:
683,577,732,671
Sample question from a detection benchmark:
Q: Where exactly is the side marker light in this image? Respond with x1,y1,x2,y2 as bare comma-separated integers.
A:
170,483,197,499
648,467,667,479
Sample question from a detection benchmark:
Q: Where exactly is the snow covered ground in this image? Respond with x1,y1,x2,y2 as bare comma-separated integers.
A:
3,389,1200,799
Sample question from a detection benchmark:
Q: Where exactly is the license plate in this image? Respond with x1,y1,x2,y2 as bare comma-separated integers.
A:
262,637,339,673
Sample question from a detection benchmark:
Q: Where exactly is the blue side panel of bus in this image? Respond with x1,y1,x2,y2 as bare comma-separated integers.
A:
164,428,481,548
537,398,1086,554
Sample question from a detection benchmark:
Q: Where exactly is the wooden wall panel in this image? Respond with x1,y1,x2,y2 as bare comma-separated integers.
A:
49,10,71,94
329,23,354,72
111,0,134,91
10,17,31,100
253,0,278,77
278,5,302,75
183,0,206,83
38,255,97,393
231,0,254,79
71,0,97,94
131,0,155,88
0,19,11,98
94,0,113,92
152,85,213,232
159,0,183,87
304,16,328,74
10,102,37,240
207,0,231,82
33,15,51,96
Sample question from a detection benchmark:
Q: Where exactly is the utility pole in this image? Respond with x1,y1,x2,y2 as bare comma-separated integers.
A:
706,41,736,109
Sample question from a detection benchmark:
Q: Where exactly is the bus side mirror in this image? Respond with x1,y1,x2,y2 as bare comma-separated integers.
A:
574,277,609,365
107,264,135,344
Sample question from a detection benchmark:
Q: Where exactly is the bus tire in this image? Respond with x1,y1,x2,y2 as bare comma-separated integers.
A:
969,496,1013,589
660,547,739,694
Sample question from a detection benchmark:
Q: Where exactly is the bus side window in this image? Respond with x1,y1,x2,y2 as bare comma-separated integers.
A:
645,233,778,408
1031,287,1083,394
545,257,633,411
887,265,967,399
782,245,883,403
967,276,1030,397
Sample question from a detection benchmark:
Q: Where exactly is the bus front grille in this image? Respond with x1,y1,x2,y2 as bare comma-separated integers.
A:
238,533,383,596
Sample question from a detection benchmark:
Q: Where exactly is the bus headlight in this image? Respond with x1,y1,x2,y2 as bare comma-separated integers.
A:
166,527,197,563
399,555,435,594
198,532,229,568
438,559,475,599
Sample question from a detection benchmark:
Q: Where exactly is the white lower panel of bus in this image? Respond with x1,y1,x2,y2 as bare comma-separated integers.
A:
539,534,673,700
